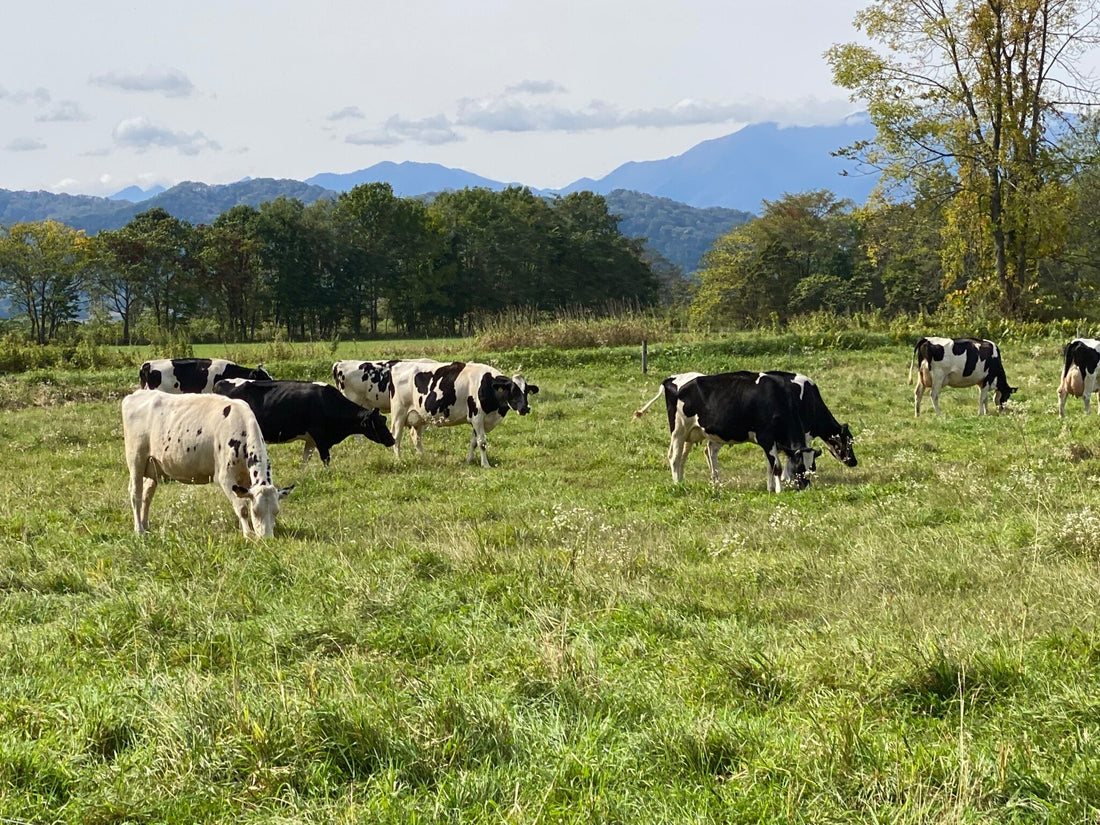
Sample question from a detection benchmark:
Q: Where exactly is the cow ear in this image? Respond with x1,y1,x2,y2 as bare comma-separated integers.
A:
232,484,250,498
527,384,539,394
814,448,823,458
492,375,512,388
278,485,295,499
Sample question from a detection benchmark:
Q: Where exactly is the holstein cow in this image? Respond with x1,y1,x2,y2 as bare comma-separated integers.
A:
121,390,293,538
633,371,820,492
1058,338,1100,416
909,336,1016,416
213,379,394,466
761,371,857,467
388,360,538,467
332,358,444,413
139,358,272,393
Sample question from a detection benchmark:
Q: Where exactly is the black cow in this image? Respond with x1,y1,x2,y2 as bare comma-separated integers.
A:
213,379,394,466
139,358,272,393
909,336,1016,415
634,371,820,492
1058,338,1100,416
761,371,857,466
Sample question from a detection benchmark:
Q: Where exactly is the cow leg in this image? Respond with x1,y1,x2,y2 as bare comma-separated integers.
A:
978,385,989,415
1059,387,1069,417
138,478,157,532
914,382,924,417
668,432,690,483
468,419,490,468
411,425,426,456
764,447,784,493
300,436,316,467
704,441,721,483
930,381,942,416
390,406,407,459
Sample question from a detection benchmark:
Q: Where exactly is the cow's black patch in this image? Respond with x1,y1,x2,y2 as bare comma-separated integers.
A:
416,362,463,417
223,405,232,417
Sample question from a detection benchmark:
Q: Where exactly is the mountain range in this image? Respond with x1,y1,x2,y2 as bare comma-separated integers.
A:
0,116,877,272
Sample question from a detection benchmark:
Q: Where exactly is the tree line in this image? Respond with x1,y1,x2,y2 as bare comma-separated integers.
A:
0,184,663,345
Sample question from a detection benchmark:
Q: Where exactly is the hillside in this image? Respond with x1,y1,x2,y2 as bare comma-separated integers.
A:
604,190,752,272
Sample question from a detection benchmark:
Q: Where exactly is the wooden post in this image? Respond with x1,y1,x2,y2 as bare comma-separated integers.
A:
642,339,648,374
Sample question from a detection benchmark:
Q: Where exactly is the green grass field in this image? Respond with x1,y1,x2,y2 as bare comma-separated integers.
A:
2,335,1100,823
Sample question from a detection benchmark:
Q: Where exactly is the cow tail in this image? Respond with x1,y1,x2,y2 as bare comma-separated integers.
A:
1062,341,1075,382
633,385,666,419
908,340,921,386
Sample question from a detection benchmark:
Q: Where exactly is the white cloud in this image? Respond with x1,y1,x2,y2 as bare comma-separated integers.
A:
504,79,568,95
36,101,91,122
0,86,51,105
328,106,365,121
454,90,858,134
6,137,46,152
112,116,220,155
91,67,195,98
346,114,462,146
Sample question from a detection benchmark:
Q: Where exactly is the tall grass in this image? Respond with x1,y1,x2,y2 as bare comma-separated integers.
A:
2,335,1100,821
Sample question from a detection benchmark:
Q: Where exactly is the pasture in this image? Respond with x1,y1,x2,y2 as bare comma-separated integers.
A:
1,334,1100,823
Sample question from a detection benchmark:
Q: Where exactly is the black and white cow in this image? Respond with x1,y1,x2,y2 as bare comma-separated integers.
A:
909,336,1016,416
1058,338,1100,416
388,360,539,467
121,390,293,538
762,371,857,467
139,358,272,393
633,371,820,492
332,358,443,412
213,379,395,466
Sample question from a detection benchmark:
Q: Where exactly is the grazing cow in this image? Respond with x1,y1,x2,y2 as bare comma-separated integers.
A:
909,337,1016,416
213,379,395,466
388,361,539,467
121,390,293,538
139,358,272,393
332,358,444,412
762,371,857,466
633,371,820,492
1058,338,1100,416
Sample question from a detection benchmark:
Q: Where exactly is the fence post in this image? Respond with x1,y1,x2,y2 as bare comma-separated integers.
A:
642,339,648,374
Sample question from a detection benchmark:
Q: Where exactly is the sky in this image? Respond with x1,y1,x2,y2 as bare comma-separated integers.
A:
0,0,872,198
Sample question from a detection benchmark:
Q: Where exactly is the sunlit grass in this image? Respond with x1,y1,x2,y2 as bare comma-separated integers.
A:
1,335,1099,822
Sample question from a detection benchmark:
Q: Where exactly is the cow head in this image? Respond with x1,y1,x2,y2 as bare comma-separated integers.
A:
232,482,293,538
995,383,1018,409
492,374,539,415
825,423,858,467
359,407,396,447
785,447,821,490
250,363,273,381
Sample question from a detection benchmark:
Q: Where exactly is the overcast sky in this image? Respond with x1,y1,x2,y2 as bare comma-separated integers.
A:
0,0,873,197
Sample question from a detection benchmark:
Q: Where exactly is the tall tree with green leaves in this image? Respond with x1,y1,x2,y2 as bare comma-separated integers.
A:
827,0,1100,317
197,205,264,341
112,208,198,333
0,221,91,343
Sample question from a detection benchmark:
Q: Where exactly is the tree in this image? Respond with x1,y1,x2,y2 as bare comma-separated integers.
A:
112,208,198,333
691,191,867,326
827,0,1100,317
197,205,264,341
0,221,91,343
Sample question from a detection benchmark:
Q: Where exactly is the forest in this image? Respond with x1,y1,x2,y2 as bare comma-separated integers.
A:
4,0,1100,347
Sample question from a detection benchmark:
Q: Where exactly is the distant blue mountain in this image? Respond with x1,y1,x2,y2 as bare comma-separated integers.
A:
307,161,519,197
559,115,878,212
108,184,166,202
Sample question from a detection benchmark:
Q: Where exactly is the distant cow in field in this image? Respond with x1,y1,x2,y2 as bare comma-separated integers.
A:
121,390,293,538
332,358,444,413
388,360,539,467
909,337,1016,416
214,379,394,466
633,371,819,492
762,371,857,467
1058,338,1100,416
139,358,272,393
